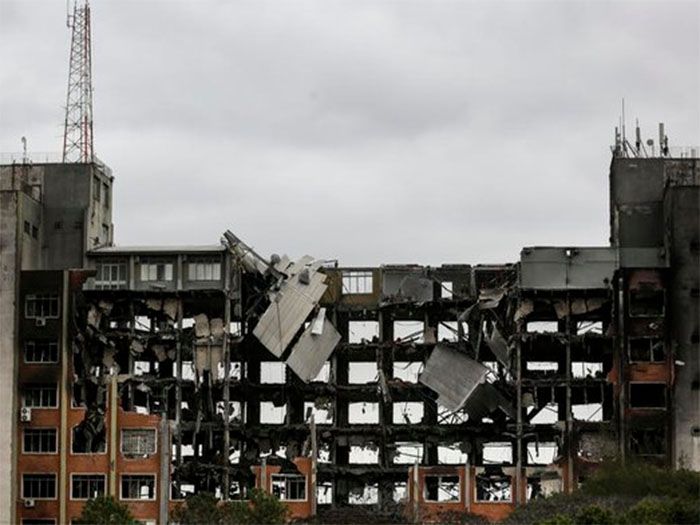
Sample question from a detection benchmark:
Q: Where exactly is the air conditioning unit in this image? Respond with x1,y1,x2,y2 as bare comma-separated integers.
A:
23,498,35,508
20,407,32,422
35,317,46,327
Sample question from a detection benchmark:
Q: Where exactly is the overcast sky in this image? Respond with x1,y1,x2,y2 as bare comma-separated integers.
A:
1,0,698,265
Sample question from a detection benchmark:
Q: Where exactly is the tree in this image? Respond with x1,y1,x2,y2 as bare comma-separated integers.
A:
171,492,224,524
171,489,288,525
74,495,138,525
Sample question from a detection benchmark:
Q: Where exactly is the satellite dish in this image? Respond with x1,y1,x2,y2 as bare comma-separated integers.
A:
646,139,654,146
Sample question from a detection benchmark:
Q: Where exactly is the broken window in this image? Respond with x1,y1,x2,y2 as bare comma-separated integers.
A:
260,402,287,424
475,473,512,502
71,474,105,500
571,362,603,378
216,401,244,423
441,281,454,299
261,361,286,384
72,425,106,454
629,288,664,317
139,261,173,282
483,442,513,464
437,321,468,343
317,482,333,504
394,442,423,464
95,262,127,290
438,404,468,425
438,444,468,464
348,362,377,384
22,384,58,408
25,294,60,319
526,321,559,333
527,474,562,500
394,320,425,343
121,429,157,457
22,474,56,499
134,360,154,376
424,475,460,502
526,361,558,374
304,401,333,424
271,474,306,501
393,361,423,383
393,402,424,424
350,445,379,464
23,428,57,453
348,402,379,424
187,258,221,281
348,483,378,505
528,403,559,425
572,403,604,422
311,361,330,382
24,340,59,363
348,320,379,343
217,361,243,381
630,383,666,409
526,442,558,465
121,474,155,500
576,321,603,335
342,271,373,294
630,427,666,456
629,337,665,362
393,482,407,503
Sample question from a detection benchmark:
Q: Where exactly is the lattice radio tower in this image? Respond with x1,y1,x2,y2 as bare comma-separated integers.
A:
62,0,94,163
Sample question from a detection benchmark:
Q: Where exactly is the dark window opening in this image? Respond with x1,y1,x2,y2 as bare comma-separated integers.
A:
72,423,107,454
22,474,56,499
24,220,31,235
629,288,664,317
475,473,511,502
630,427,666,456
31,225,38,239
23,428,57,453
71,475,105,500
629,338,665,362
630,383,666,409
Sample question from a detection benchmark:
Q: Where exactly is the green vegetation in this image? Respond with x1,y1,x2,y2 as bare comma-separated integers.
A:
171,488,288,525
504,462,700,525
74,495,138,525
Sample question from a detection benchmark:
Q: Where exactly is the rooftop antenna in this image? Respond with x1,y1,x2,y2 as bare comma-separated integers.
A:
621,98,627,156
635,119,641,155
62,0,94,163
21,136,28,164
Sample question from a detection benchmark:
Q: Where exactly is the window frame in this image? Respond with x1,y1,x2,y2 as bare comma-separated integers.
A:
423,474,461,503
121,428,157,457
23,340,59,364
341,271,373,295
24,294,60,320
628,337,665,363
22,473,58,500
139,260,174,282
22,384,58,409
22,428,58,455
270,474,308,502
95,260,127,290
120,473,157,501
187,257,222,282
70,473,107,501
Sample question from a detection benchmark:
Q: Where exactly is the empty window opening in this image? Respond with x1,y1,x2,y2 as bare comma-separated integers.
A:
571,362,604,378
260,446,287,459
526,321,559,333
475,473,512,502
527,361,558,374
528,403,559,425
348,321,379,343
134,315,151,330
181,317,195,329
424,475,460,502
317,444,331,463
572,403,604,422
72,425,106,454
629,288,664,317
348,483,378,505
630,383,666,409
171,483,195,501
216,361,243,381
317,482,333,504
271,474,306,501
630,427,666,456
71,474,105,500
393,402,424,424
304,401,333,424
25,294,59,319
187,259,221,281
134,360,154,376
121,475,155,500
441,281,454,299
261,361,286,384
342,271,373,295
393,361,423,383
216,401,244,423
527,475,562,500
122,429,156,458
22,474,56,499
576,321,603,335
526,442,558,465
311,361,330,383
438,404,468,425
229,321,242,336
350,445,379,464
629,338,665,362
438,444,468,464
348,402,379,424
24,341,59,364
394,320,425,343
394,442,423,464
140,261,173,282
260,402,287,424
393,482,407,503
348,362,378,384
22,384,58,408
483,442,513,464
23,428,57,454
437,321,468,343
172,361,196,381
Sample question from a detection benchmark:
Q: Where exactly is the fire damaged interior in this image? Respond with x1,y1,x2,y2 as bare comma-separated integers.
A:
4,149,698,524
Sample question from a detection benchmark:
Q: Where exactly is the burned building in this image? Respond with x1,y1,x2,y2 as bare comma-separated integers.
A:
0,141,698,524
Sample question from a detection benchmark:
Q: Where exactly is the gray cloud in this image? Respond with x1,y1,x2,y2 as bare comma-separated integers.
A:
1,0,698,266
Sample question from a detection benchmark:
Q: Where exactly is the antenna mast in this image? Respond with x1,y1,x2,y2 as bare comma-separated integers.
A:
62,0,94,163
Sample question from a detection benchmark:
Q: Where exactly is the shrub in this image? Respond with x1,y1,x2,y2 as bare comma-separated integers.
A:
536,515,575,525
574,504,615,525
172,489,287,525
171,492,223,524
74,495,138,525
